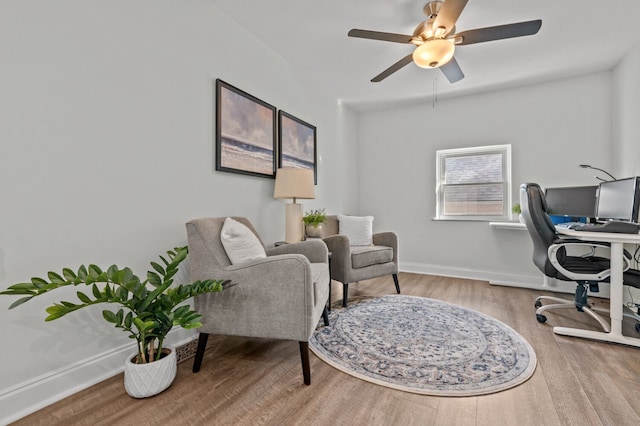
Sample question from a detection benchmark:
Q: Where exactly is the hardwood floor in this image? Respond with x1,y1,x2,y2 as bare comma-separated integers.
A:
14,273,640,425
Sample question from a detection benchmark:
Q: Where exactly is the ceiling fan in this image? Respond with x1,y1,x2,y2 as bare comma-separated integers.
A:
348,0,542,83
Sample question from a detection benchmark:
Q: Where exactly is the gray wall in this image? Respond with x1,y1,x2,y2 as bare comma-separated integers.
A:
0,0,358,394
356,72,613,283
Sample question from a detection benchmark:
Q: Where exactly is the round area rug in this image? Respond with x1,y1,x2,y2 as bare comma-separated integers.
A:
310,295,537,396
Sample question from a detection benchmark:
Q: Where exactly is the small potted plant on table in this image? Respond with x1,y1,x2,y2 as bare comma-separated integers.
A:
0,246,228,398
303,208,327,238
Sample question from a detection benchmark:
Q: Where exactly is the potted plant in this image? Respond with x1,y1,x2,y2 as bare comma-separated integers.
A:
0,246,228,398
303,208,327,238
512,203,525,223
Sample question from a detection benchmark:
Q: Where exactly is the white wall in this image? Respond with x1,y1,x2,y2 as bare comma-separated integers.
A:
0,0,357,404
357,72,613,283
613,44,640,177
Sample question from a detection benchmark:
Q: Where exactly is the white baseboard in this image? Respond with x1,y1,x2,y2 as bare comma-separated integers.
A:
399,261,543,287
398,261,611,297
0,328,197,425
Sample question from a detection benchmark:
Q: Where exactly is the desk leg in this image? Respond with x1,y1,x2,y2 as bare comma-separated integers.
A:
609,242,624,336
553,241,640,347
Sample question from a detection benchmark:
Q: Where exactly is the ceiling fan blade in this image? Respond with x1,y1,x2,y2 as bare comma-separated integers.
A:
348,29,413,44
371,54,414,82
439,56,464,83
454,20,542,45
433,0,469,35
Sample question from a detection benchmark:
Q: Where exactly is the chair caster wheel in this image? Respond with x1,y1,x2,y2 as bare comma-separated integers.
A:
534,300,542,309
536,314,547,323
635,322,640,333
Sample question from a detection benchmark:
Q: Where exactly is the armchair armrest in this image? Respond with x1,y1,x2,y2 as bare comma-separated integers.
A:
322,234,351,282
266,239,328,263
220,254,316,307
373,231,397,247
373,231,398,262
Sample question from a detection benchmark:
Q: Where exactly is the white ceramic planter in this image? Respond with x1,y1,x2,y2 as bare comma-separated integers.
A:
124,347,177,398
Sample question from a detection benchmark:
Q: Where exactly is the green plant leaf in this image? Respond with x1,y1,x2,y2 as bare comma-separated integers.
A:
62,268,77,281
47,271,65,284
45,304,67,321
88,265,103,277
147,271,161,287
116,286,128,301
77,265,88,280
31,277,48,288
104,284,113,299
167,247,187,269
102,310,118,324
150,262,165,275
107,265,120,283
77,292,92,304
124,311,133,328
8,296,34,309
1,283,38,294
92,283,101,299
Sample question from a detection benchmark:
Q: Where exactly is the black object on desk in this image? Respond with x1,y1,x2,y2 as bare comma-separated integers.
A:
568,221,640,234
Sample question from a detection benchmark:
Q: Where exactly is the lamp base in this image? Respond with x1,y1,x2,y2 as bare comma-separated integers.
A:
284,202,304,243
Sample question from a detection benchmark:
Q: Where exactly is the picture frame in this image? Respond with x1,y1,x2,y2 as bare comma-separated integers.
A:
278,110,317,184
215,79,276,178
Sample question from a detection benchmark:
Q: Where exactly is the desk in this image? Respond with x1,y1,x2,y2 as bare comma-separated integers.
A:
556,228,640,347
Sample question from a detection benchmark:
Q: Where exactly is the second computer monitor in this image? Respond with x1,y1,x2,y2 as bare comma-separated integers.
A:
545,185,598,219
595,177,640,223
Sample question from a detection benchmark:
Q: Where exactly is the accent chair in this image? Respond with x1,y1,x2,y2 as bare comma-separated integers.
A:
186,217,330,385
322,215,400,307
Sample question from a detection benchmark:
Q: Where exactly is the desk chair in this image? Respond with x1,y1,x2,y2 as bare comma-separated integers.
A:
520,183,640,332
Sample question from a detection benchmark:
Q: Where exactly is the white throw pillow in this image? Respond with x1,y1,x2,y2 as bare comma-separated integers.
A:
220,217,267,264
338,215,374,246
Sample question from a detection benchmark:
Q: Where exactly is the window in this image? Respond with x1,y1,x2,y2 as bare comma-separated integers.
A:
435,144,511,221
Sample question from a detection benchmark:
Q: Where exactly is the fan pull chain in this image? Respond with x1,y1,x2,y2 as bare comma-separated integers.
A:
432,74,438,108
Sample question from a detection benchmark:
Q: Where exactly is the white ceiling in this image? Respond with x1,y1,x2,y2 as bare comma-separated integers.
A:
209,0,640,111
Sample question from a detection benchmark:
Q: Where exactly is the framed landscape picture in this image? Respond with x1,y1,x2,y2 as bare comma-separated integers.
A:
278,110,317,184
215,79,276,178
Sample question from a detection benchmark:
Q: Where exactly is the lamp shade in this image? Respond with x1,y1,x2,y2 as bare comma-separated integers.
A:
274,168,315,200
412,39,455,69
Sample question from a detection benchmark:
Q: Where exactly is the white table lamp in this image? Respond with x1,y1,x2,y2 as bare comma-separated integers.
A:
274,168,315,243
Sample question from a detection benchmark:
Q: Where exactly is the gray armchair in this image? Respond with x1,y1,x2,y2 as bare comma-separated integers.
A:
185,217,330,385
322,215,399,307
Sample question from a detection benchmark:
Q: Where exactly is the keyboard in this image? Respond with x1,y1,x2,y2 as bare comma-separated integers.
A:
555,222,584,230
567,221,640,234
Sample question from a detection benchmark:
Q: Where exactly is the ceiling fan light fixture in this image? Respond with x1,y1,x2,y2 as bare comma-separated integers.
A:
412,38,455,68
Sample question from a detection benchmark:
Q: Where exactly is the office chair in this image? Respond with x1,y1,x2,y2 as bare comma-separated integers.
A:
520,183,640,333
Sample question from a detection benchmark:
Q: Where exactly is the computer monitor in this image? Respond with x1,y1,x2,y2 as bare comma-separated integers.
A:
595,177,640,223
544,185,598,219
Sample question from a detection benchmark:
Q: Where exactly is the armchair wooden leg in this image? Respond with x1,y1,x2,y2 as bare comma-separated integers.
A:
393,273,400,294
192,332,209,373
322,307,329,326
342,283,349,307
299,341,311,385
328,281,332,311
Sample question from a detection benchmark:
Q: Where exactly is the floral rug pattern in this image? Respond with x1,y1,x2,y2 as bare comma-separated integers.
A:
310,295,537,396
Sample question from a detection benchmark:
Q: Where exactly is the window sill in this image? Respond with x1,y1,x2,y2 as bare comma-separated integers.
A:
488,221,527,230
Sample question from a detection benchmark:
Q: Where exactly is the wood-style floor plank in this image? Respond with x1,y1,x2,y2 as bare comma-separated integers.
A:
13,273,640,425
